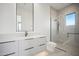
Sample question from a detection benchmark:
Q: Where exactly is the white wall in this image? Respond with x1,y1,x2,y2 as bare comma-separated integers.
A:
17,3,33,32
34,3,50,41
0,3,16,33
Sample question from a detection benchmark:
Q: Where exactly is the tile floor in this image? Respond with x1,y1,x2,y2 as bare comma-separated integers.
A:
34,48,71,56
34,41,79,56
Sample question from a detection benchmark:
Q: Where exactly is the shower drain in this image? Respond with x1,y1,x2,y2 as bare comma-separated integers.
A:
55,47,67,52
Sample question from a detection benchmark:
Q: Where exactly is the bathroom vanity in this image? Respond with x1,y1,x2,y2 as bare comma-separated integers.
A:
0,33,47,56
20,35,47,56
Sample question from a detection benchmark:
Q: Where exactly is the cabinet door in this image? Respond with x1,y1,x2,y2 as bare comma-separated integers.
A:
34,37,47,52
0,40,18,56
23,46,35,56
23,38,35,49
37,37,47,45
22,39,35,56
37,43,46,52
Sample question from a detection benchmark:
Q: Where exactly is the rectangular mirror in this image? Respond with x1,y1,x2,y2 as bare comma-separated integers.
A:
16,3,34,32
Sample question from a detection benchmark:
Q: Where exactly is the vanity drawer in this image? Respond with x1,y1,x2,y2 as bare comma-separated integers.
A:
0,40,18,56
23,38,37,49
37,37,47,45
3,52,16,56
36,43,46,53
23,46,36,56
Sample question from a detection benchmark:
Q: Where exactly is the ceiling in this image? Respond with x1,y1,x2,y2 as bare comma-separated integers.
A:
17,3,72,11
17,3,32,10
50,3,71,10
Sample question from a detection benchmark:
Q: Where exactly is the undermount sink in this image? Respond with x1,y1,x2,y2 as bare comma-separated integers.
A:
25,32,43,37
25,32,37,37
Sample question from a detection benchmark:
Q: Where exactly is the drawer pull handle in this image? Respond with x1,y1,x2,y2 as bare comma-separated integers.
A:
39,37,46,38
3,52,15,56
25,38,34,40
25,47,34,50
0,41,15,44
39,44,45,46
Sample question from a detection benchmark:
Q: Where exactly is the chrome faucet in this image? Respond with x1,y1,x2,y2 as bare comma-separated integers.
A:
25,31,28,37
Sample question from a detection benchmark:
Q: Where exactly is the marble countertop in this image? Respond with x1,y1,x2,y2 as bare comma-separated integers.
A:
25,35,47,39
0,34,47,42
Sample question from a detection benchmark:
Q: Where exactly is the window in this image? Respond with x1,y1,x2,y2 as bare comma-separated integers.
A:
65,12,76,26
17,16,22,32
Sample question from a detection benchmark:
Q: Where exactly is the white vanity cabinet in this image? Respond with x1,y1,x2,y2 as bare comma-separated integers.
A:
0,32,25,56
21,36,47,56
0,40,18,56
0,34,47,56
